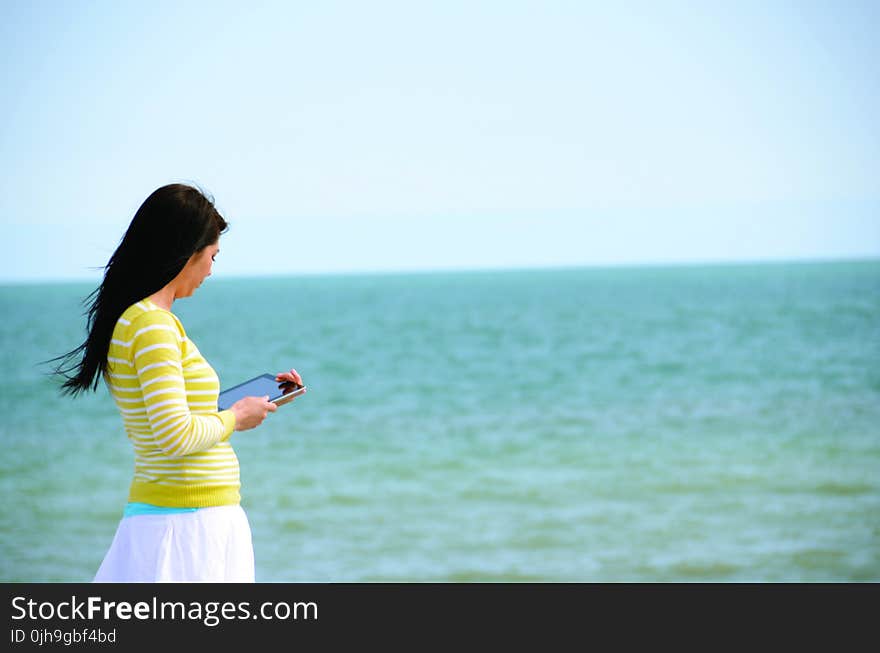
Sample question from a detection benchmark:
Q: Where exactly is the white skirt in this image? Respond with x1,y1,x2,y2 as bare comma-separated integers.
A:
93,505,255,583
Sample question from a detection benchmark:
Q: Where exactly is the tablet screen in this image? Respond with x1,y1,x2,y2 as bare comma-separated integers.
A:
217,374,299,410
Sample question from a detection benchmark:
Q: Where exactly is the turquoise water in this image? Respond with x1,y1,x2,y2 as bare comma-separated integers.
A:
1,260,878,581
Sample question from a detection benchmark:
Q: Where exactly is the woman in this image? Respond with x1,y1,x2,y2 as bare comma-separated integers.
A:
47,183,303,582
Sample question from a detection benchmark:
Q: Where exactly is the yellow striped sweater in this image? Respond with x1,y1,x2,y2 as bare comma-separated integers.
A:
103,297,239,507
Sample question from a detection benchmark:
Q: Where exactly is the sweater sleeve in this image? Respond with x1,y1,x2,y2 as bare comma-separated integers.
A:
130,311,235,457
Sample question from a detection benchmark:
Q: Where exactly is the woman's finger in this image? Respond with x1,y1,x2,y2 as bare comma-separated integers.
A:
275,369,303,386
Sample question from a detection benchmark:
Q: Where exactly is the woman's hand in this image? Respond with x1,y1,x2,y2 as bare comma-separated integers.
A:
273,368,306,407
230,395,277,431
276,368,303,387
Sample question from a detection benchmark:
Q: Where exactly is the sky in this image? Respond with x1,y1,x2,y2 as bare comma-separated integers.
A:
1,0,878,282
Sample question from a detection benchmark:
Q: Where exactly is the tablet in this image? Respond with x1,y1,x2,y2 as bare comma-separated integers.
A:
217,373,306,410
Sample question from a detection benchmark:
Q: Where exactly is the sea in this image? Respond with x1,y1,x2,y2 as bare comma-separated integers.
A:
1,259,878,582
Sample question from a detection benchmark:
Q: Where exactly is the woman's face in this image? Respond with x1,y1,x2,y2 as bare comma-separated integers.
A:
177,241,220,298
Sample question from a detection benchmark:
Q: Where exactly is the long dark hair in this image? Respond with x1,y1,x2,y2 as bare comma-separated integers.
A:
45,183,229,397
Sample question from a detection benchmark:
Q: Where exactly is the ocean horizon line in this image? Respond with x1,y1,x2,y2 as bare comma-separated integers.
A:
2,253,878,287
